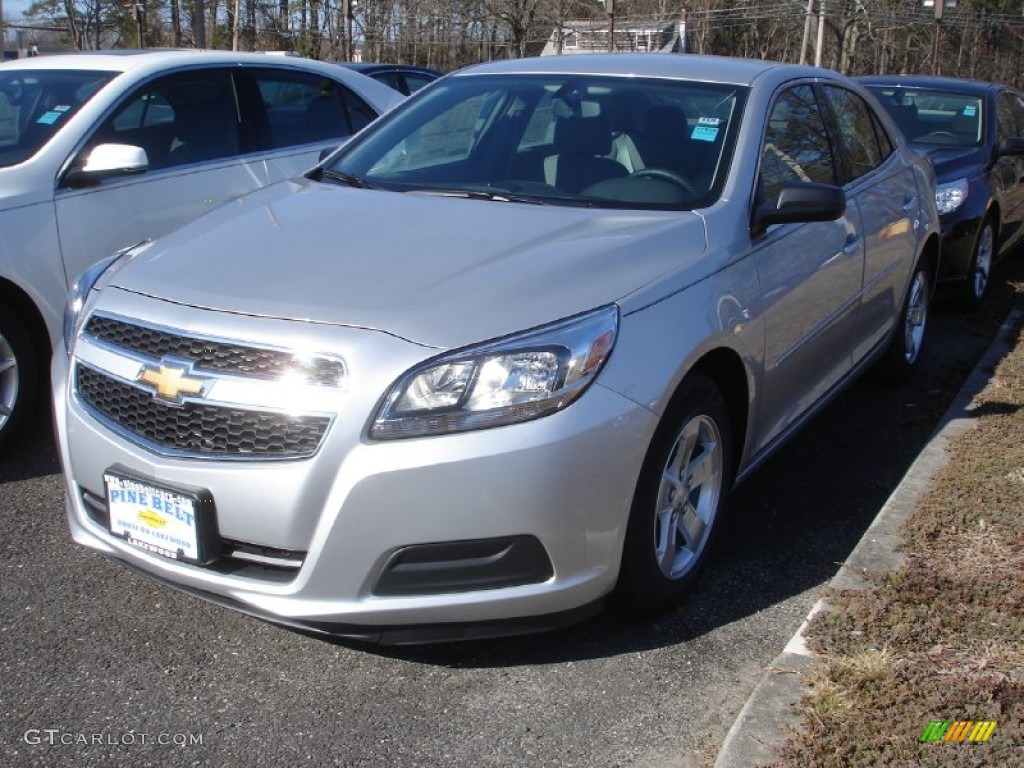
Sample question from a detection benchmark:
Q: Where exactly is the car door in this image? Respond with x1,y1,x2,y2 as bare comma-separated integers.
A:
994,90,1024,250
54,67,268,289
821,83,921,362
751,83,864,452
241,67,378,184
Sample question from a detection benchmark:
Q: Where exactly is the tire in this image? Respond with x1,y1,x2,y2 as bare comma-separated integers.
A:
876,258,931,384
962,215,994,309
615,374,733,616
0,304,39,453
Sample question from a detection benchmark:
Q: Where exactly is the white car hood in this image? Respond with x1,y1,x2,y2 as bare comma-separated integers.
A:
111,178,710,349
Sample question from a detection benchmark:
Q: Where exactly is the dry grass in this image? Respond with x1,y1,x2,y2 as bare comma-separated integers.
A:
769,303,1024,767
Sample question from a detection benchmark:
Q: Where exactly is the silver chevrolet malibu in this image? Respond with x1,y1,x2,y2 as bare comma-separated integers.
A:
55,54,939,643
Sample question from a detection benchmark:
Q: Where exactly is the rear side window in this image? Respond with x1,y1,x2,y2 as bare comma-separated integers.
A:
251,68,377,148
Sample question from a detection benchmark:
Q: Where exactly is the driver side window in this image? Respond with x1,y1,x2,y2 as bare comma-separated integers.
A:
759,85,836,204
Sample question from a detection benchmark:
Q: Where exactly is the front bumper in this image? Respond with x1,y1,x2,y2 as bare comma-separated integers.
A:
55,294,656,639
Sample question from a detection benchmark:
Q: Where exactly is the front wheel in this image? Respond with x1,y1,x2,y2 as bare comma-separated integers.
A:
962,216,994,308
876,259,931,383
615,375,733,615
0,304,38,453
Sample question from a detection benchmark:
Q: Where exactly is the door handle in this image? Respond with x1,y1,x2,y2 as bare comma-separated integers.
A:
843,235,862,255
902,196,917,212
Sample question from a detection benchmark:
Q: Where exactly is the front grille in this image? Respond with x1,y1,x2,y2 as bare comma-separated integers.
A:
76,366,330,458
84,315,344,387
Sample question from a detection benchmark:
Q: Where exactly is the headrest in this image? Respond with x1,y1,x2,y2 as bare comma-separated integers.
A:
554,112,614,155
643,105,690,139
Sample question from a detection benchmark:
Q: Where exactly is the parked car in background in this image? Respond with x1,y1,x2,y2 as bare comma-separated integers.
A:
56,54,939,643
0,50,402,451
860,75,1024,306
338,62,443,95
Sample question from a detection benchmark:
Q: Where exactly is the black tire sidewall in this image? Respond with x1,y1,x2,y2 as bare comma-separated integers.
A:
963,216,993,308
614,374,733,615
0,304,39,452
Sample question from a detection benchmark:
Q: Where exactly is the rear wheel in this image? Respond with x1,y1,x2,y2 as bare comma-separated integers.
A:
615,375,733,615
0,304,38,453
962,216,994,308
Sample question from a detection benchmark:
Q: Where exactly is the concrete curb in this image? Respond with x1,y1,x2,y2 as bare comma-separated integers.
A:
713,307,1024,768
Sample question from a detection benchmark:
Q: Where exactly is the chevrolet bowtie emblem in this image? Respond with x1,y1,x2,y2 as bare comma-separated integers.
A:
137,363,206,402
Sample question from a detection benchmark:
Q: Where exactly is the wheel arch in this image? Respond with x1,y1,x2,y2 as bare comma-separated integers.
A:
0,278,52,375
678,347,750,481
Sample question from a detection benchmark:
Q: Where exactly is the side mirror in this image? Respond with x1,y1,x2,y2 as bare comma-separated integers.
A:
752,181,846,237
998,136,1024,157
62,143,149,188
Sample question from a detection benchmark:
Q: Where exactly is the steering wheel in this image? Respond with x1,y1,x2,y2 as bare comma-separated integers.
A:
922,131,957,140
628,168,696,196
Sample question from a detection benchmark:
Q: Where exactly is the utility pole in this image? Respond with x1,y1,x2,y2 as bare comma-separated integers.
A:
1,0,5,58
135,1,145,48
814,0,825,67
607,0,615,52
800,0,814,65
194,0,206,48
930,0,944,76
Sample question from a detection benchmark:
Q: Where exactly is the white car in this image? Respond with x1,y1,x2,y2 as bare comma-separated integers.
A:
0,50,402,449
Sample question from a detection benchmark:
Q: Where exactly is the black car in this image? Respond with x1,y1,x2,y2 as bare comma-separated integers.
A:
338,63,442,96
860,75,1024,306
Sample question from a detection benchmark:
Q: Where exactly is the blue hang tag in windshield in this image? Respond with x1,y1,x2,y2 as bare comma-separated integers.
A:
691,125,719,142
36,111,63,125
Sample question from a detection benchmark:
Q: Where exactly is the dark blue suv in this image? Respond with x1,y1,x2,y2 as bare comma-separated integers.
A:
860,75,1024,306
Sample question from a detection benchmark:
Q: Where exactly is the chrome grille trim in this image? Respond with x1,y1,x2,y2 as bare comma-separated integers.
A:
84,313,346,387
75,363,332,460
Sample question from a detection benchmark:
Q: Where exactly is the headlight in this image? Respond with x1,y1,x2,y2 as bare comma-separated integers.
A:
62,241,149,356
935,178,968,216
371,306,618,439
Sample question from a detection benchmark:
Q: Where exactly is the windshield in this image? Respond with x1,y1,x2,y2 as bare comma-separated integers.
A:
325,74,746,209
865,85,983,147
0,69,116,168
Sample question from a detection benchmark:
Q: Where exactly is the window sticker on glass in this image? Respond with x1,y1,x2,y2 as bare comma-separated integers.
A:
691,124,719,142
963,106,977,117
53,105,71,112
698,116,721,126
36,111,62,125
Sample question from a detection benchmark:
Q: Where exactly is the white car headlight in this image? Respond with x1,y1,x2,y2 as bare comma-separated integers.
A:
371,306,618,439
935,178,968,216
62,241,150,356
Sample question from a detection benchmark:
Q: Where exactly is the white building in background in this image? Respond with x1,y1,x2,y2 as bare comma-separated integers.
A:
541,18,687,56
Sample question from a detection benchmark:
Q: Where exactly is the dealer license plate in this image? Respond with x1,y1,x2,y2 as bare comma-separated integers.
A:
104,472,203,562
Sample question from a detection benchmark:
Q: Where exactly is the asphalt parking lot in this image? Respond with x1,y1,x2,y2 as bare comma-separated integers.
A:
3,257,1022,768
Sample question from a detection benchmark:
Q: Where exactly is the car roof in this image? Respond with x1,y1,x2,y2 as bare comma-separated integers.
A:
857,74,1004,96
451,53,822,87
0,49,342,76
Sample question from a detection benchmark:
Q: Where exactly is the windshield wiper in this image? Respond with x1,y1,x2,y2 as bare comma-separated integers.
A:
409,188,548,205
315,168,375,189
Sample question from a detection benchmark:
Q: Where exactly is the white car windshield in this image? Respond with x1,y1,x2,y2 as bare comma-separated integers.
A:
325,74,746,210
0,70,116,168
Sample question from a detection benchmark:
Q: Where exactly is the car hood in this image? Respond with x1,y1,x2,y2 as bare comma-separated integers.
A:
910,143,988,183
110,178,710,349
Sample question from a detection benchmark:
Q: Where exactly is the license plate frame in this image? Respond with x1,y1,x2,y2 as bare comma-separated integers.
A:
103,466,219,565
